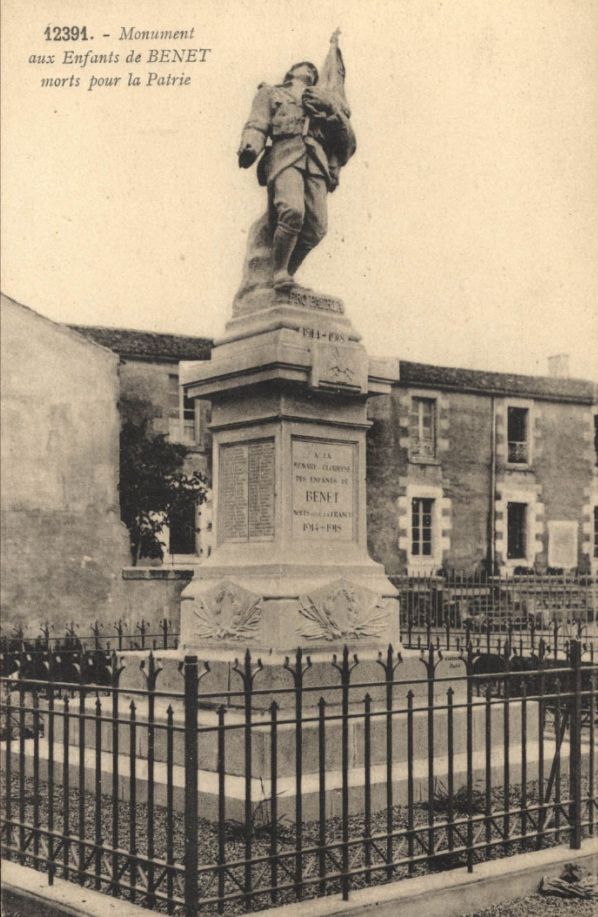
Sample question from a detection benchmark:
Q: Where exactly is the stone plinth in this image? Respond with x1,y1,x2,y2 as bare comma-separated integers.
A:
179,287,400,658
30,646,541,823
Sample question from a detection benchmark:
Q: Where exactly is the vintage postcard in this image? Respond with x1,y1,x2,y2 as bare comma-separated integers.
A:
1,2,597,915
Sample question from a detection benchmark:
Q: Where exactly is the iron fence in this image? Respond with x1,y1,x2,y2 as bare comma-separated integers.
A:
1,639,596,914
0,618,180,656
391,572,597,657
2,573,595,665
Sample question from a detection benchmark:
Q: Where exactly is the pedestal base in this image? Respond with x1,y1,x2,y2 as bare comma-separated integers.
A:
29,647,541,824
179,563,400,656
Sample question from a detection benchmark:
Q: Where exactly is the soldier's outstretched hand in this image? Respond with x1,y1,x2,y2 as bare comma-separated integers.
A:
238,145,258,168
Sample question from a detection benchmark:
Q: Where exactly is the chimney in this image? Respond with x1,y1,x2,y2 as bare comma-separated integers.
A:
547,354,570,378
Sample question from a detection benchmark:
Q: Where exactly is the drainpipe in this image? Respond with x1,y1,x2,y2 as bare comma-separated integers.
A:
489,396,496,575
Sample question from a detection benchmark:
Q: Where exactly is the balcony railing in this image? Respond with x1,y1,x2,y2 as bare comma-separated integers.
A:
508,440,529,463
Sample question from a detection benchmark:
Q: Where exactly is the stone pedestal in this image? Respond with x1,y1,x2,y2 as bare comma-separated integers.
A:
179,286,401,660
33,649,543,824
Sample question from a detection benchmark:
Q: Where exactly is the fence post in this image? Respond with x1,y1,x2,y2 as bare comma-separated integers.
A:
332,646,359,901
184,656,199,917
465,643,474,872
569,639,583,849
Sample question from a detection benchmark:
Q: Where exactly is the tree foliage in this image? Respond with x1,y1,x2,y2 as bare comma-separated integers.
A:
119,418,208,564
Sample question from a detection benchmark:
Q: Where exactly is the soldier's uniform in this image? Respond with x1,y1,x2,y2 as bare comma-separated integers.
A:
239,79,355,283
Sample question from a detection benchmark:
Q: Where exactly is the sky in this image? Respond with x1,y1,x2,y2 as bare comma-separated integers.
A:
2,0,597,380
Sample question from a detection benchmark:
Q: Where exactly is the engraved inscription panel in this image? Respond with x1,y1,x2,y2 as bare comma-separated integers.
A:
292,438,356,541
220,440,275,542
220,444,249,541
248,440,275,539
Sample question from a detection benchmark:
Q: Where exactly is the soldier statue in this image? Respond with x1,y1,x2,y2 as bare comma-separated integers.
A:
237,34,356,293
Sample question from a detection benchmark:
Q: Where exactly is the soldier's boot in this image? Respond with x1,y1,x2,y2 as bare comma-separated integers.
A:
272,225,299,290
288,240,315,278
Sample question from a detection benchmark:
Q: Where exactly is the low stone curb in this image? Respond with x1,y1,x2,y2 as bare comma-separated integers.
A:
2,840,598,917
281,840,598,917
1,861,153,917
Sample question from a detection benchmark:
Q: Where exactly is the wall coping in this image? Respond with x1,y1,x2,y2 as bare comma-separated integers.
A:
122,567,194,581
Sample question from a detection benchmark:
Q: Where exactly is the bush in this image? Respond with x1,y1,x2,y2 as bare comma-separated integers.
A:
119,418,208,564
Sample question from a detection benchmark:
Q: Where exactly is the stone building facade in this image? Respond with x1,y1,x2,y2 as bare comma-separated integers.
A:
367,362,598,575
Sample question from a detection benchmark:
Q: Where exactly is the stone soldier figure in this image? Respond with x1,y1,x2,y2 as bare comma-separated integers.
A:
238,51,356,291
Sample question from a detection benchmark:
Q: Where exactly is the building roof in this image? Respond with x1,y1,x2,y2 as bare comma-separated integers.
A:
399,359,597,403
68,321,596,402
68,324,213,362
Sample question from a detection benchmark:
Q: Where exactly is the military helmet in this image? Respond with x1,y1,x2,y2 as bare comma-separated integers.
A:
284,61,319,85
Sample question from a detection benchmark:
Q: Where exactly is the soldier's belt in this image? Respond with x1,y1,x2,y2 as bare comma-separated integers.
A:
271,131,304,140
271,117,306,138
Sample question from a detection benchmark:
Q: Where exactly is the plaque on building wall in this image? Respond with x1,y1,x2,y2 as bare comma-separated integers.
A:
292,438,356,541
219,440,275,542
547,521,578,570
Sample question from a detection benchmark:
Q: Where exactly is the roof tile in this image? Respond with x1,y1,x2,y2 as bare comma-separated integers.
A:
69,325,212,361
68,324,596,402
399,360,597,403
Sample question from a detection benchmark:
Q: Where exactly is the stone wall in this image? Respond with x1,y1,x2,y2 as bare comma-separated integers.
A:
119,568,192,638
532,400,593,570
0,295,131,634
119,357,210,461
366,391,404,574
120,358,176,434
441,392,492,571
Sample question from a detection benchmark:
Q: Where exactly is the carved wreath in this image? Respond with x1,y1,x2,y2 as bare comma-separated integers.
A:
298,584,387,641
193,583,262,641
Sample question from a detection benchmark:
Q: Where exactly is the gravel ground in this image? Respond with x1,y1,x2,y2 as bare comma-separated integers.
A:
468,892,598,916
2,769,595,915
